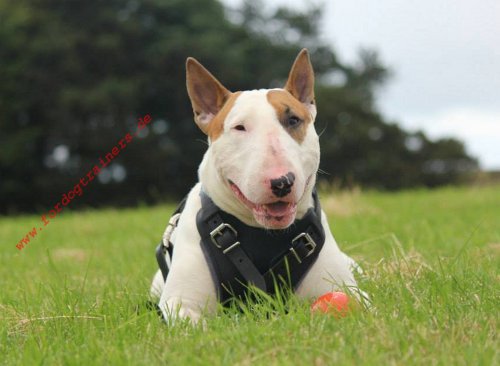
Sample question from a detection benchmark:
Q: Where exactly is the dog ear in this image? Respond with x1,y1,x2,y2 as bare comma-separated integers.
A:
186,57,231,133
284,49,315,106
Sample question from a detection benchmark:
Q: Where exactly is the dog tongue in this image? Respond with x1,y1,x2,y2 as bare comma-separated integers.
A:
264,201,291,216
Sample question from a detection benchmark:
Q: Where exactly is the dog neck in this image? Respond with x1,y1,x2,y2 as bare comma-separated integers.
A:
198,151,316,228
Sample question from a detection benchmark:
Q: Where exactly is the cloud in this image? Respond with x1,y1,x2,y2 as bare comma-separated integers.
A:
405,108,500,170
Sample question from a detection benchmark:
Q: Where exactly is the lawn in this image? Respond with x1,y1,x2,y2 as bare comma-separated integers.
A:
1,185,498,365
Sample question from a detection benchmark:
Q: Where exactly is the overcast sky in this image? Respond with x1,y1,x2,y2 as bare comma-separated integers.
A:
223,0,500,170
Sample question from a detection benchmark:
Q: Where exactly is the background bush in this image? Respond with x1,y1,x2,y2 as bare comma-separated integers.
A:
0,0,478,213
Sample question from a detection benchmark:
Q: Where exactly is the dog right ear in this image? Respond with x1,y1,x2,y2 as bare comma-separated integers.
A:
186,58,231,133
284,48,315,109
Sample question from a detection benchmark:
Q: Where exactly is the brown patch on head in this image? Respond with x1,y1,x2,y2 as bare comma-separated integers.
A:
206,91,242,141
267,89,312,143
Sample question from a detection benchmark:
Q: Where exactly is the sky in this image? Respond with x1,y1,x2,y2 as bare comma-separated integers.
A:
222,0,500,170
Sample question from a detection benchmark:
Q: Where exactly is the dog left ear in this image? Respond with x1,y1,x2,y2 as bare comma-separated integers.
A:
186,57,231,133
285,48,315,108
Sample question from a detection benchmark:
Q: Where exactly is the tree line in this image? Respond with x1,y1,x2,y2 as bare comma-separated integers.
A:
0,0,477,213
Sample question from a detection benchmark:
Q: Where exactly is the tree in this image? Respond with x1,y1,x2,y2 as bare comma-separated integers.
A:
0,0,478,213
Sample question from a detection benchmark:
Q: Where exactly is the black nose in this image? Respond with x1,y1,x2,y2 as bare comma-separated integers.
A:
270,172,295,197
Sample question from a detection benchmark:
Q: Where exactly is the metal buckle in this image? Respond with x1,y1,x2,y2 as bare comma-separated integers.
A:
210,223,238,249
290,232,317,264
162,212,181,249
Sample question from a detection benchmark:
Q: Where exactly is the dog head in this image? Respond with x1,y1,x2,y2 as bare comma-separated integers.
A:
186,49,320,229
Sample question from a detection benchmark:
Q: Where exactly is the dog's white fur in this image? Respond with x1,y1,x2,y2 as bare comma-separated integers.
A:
150,50,364,322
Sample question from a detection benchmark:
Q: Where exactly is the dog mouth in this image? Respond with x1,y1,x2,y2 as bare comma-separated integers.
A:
228,180,297,228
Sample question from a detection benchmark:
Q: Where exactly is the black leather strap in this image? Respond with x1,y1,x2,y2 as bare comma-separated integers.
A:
264,222,323,289
155,243,172,282
199,197,267,291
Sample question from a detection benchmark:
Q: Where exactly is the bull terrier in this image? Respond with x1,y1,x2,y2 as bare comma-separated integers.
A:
151,49,365,323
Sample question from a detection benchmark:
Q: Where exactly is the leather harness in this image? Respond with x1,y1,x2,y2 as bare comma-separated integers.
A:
155,189,325,305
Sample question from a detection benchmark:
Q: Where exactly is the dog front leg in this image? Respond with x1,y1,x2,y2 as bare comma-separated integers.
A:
158,259,218,324
157,237,218,324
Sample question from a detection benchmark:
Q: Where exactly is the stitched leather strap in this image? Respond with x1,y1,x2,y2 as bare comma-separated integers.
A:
263,223,324,289
199,196,267,291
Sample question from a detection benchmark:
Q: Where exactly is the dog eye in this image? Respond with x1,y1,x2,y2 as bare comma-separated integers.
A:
233,124,246,131
287,116,302,128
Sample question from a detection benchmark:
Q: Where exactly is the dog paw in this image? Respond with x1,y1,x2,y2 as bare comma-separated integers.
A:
158,298,202,325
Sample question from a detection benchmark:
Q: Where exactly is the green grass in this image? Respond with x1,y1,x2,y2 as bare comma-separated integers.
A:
1,185,499,365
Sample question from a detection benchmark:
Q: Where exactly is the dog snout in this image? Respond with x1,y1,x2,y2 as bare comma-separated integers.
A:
270,172,295,198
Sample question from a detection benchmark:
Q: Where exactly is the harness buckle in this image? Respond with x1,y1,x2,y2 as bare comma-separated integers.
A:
290,232,317,264
210,223,238,249
161,212,181,251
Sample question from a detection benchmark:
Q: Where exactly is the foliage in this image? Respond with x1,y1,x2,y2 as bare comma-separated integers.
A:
0,0,477,212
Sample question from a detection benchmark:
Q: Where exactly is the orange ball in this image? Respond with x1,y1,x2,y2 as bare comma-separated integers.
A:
311,291,351,317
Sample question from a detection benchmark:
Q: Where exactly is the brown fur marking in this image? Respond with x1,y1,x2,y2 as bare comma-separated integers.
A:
267,90,312,143
207,91,242,141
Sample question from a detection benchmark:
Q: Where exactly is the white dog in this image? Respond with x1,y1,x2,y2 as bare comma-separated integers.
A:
151,49,364,322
